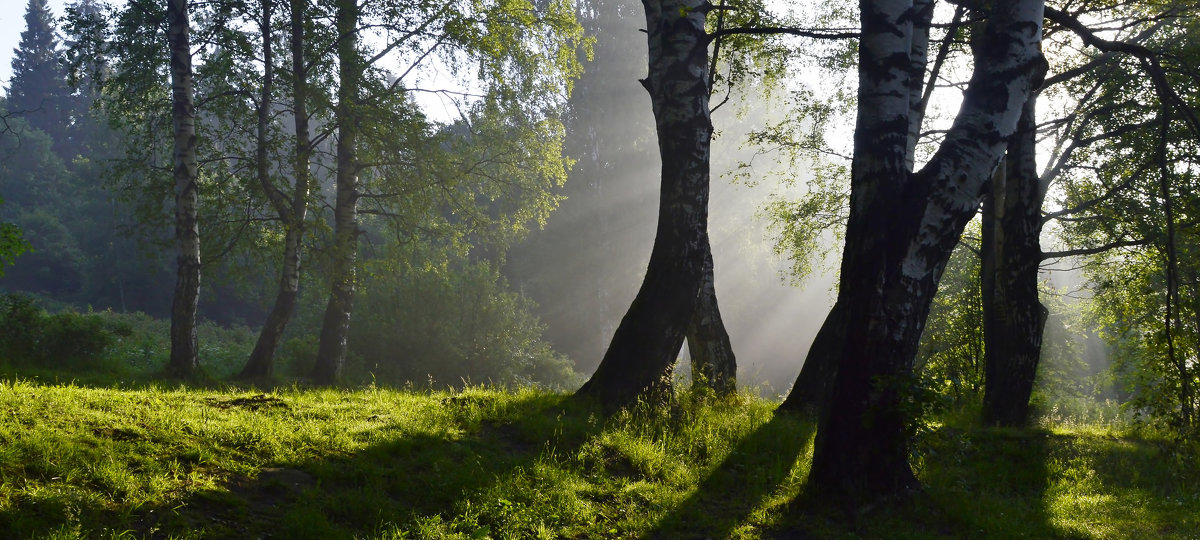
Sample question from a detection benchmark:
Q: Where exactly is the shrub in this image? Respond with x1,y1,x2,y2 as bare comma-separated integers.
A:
98,311,257,378
0,293,127,372
345,247,578,390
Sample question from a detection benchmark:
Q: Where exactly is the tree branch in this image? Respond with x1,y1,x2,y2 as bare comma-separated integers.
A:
1040,238,1147,260
707,26,858,43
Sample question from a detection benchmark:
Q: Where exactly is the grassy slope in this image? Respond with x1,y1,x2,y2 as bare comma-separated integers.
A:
0,379,1196,539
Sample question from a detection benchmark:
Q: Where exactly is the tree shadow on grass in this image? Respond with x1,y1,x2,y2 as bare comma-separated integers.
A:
762,426,1059,539
172,396,607,539
0,390,608,539
647,410,816,538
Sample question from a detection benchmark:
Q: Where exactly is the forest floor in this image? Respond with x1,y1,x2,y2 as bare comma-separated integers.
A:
0,377,1196,539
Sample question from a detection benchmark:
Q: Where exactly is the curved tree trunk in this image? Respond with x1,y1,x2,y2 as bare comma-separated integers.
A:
981,99,1048,426
241,0,311,380
804,0,1045,502
781,0,935,418
573,0,713,408
166,0,200,378
686,234,736,395
313,0,360,385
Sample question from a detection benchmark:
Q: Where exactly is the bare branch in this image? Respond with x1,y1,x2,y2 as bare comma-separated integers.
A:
707,26,859,43
1040,238,1148,260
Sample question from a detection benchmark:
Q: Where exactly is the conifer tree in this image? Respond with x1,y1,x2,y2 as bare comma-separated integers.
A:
7,0,68,140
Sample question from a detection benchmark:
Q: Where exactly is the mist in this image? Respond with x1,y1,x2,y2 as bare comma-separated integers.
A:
503,12,836,395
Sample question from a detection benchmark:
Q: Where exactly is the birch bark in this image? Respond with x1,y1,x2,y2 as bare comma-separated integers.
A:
981,98,1048,426
574,0,714,407
166,0,200,378
804,0,1046,500
313,0,360,385
242,0,312,379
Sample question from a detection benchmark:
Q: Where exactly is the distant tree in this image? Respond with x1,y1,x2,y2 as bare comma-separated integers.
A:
0,107,80,293
165,0,201,378
239,0,312,379
310,0,586,384
6,0,68,142
312,0,360,385
60,0,111,160
0,197,29,277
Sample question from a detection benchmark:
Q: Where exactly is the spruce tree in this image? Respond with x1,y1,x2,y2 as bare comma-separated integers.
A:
7,0,68,141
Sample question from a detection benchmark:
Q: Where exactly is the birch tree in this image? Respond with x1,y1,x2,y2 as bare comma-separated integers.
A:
165,0,200,378
239,0,312,379
311,0,361,385
573,0,716,405
801,0,1046,499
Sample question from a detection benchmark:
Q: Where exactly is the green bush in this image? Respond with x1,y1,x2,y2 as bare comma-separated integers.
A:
345,247,578,390
0,293,127,372
276,335,319,378
196,321,258,378
97,311,257,378
99,311,168,373
0,293,43,363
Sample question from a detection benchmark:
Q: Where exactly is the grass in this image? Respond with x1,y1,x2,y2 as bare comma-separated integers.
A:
0,378,1196,539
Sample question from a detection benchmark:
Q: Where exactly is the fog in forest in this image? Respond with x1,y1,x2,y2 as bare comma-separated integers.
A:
499,10,836,395
507,106,836,394
0,0,1158,409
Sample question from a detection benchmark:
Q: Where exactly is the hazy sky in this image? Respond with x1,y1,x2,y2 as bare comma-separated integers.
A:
1,0,70,91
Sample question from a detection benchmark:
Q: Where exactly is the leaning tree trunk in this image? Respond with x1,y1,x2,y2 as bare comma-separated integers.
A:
981,99,1048,426
781,0,935,418
804,0,1045,502
686,234,736,395
573,0,713,408
166,0,200,378
313,0,360,385
241,0,311,379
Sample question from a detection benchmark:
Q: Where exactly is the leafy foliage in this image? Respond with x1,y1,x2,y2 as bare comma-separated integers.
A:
1088,247,1200,435
1046,5,1200,438
347,245,578,390
0,198,29,277
0,294,128,372
916,228,985,408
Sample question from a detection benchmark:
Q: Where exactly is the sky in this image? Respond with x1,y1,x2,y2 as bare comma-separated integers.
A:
0,0,70,91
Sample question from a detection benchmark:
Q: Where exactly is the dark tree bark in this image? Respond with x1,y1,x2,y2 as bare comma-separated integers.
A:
803,0,1046,502
780,0,936,418
573,0,713,408
166,0,201,378
241,0,312,380
981,99,1048,427
313,0,360,385
686,234,736,395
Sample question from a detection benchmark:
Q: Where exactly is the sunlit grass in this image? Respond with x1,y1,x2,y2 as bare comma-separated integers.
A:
0,378,1196,538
